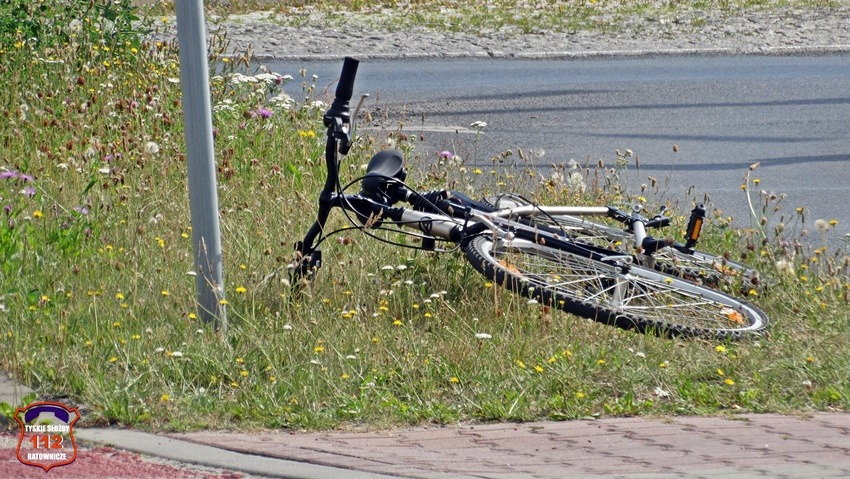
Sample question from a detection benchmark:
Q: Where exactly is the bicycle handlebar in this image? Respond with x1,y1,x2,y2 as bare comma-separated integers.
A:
324,56,360,125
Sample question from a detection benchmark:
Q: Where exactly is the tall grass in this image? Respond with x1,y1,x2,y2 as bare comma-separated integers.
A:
0,1,847,431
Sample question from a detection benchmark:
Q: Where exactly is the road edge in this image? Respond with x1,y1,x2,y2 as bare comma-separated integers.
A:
251,43,850,61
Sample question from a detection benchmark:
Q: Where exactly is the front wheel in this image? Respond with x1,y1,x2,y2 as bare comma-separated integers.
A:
463,235,768,339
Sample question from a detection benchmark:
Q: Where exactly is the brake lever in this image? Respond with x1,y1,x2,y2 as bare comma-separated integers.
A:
350,93,369,140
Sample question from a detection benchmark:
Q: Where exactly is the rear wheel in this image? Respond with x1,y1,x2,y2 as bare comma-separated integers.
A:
463,235,768,339
487,197,759,289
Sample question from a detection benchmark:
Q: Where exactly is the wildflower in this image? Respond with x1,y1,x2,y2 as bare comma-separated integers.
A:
829,219,839,226
108,356,118,363
32,210,43,219
439,150,453,159
724,378,735,386
515,359,526,369
113,321,121,327
283,324,293,330
806,355,815,363
155,347,165,353
219,299,229,305
256,107,273,118
269,376,277,383
161,290,170,297
717,368,725,376
654,386,670,398
314,345,325,353
659,361,669,368
160,394,170,402
575,391,586,399
547,356,557,364
470,120,487,129
22,186,35,197
715,345,727,353
341,373,350,380
131,334,141,340
449,376,460,383
392,319,403,326
596,359,606,365
240,370,249,377
171,351,183,358
534,365,544,373
473,168,483,175
144,141,160,155
475,333,492,339
235,285,247,294
188,312,197,319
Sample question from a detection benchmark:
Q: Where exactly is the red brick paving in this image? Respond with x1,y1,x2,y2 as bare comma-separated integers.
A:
173,413,850,478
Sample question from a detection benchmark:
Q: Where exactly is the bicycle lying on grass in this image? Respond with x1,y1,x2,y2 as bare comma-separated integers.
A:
291,57,768,340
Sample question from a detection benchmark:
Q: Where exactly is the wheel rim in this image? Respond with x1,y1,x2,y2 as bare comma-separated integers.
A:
480,237,766,334
531,214,757,286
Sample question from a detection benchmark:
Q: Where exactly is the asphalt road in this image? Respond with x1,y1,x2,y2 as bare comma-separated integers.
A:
268,55,850,245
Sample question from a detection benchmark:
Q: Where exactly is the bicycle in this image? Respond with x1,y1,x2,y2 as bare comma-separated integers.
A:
291,57,768,340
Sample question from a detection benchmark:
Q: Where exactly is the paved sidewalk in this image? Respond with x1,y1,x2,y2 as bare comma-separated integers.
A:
173,413,850,479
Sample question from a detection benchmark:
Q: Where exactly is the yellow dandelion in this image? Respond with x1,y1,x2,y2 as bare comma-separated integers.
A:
547,356,557,364
240,370,249,377
160,394,170,402
115,292,125,300
562,349,573,358
534,365,544,373
240,264,247,270
188,312,197,319
806,355,815,363
314,345,325,353
33,210,43,218
596,359,606,365
219,299,229,305
716,368,725,376
235,285,247,294
269,376,277,383
484,281,494,289
575,391,586,399
724,378,735,386
131,334,141,340
112,321,121,327
828,219,838,226
423,312,433,318
108,356,118,363
235,357,245,364
85,340,93,347
449,376,460,383
715,345,727,353
392,319,403,326
340,373,350,380
515,359,527,369
161,290,170,297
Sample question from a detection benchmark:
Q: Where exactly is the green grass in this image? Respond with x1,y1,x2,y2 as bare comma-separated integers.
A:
141,0,849,35
1,3,849,432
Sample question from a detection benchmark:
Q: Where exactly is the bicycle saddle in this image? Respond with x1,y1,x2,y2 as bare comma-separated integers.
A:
360,150,407,203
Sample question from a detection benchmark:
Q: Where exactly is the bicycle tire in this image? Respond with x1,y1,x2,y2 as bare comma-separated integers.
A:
463,235,768,339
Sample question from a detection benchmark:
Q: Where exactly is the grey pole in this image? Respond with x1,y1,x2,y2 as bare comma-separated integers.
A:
174,0,227,331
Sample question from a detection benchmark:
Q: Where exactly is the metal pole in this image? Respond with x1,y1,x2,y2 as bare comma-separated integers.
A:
174,0,227,331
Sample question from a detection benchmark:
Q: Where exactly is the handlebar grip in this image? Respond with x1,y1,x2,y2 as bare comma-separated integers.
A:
335,57,359,104
324,57,359,126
